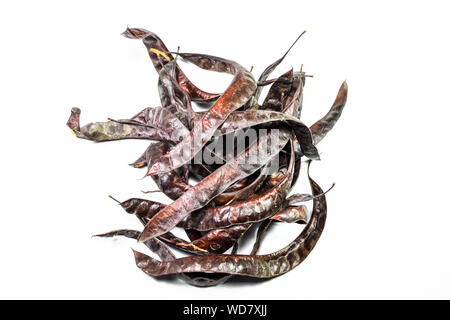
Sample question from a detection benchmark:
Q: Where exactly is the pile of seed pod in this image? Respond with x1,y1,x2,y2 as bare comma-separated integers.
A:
66,27,347,287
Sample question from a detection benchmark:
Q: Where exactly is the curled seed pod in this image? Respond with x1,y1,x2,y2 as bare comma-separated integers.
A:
131,163,327,278
68,29,347,286
93,229,235,287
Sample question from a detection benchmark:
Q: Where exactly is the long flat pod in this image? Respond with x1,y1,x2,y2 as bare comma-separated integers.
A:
121,193,300,227
219,110,319,159
189,220,274,285
145,53,257,176
127,204,243,286
178,243,239,287
121,27,219,103
138,129,292,242
66,108,168,142
179,141,296,231
66,29,347,286
120,197,251,255
132,164,327,278
310,81,348,145
245,185,332,225
185,220,276,285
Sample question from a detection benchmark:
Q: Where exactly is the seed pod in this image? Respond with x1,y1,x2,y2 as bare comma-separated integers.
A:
131,163,327,278
310,81,348,145
145,53,257,176
178,140,296,231
138,129,292,242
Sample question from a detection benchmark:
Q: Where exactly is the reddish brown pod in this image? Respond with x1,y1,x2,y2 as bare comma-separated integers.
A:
67,28,348,286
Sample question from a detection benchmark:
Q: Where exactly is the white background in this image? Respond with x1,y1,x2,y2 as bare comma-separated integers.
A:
0,0,449,299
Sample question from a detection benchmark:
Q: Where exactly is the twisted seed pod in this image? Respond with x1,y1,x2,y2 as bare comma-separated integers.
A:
66,108,168,142
132,163,327,278
67,29,347,285
138,129,292,242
